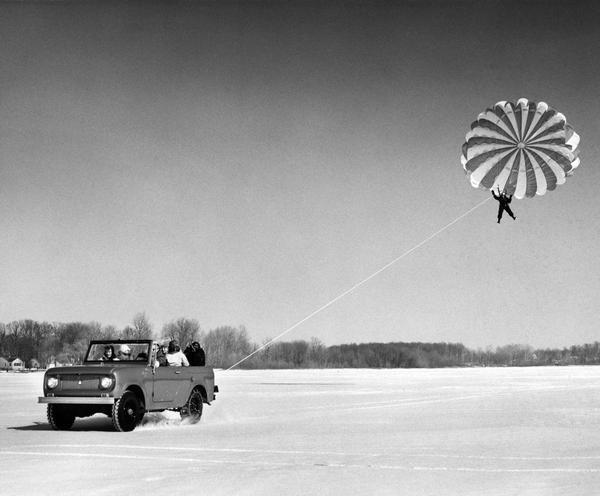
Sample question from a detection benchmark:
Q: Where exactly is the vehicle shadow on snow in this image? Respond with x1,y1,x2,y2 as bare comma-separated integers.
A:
9,415,118,432
8,422,54,431
9,412,191,432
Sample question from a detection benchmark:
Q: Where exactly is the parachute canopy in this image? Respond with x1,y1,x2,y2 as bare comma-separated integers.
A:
461,99,580,199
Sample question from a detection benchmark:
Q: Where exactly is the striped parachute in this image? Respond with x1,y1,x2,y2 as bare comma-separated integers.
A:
461,99,580,199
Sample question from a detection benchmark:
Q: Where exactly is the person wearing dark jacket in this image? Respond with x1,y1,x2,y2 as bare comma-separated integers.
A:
101,345,116,361
184,341,206,366
492,188,516,223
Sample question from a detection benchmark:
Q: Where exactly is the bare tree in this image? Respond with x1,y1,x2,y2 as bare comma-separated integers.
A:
130,312,153,339
203,325,253,368
121,326,135,339
161,318,202,348
100,324,118,340
308,337,326,367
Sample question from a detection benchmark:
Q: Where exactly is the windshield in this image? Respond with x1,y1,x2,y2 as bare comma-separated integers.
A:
86,342,151,363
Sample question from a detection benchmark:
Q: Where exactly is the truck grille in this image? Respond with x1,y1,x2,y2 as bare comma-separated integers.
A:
59,374,101,391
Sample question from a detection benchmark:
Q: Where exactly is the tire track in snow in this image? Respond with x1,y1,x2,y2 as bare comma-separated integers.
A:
2,449,600,473
23,443,600,461
287,383,600,415
5,445,600,473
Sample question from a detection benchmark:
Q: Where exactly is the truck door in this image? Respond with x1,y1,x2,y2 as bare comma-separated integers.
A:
152,367,190,404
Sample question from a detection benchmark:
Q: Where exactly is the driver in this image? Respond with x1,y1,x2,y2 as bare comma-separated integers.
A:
101,345,116,361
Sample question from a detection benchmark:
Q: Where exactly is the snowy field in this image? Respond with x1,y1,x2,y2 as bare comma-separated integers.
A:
2,367,600,496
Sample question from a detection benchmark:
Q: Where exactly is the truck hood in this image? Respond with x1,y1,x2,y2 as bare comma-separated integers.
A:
46,364,145,375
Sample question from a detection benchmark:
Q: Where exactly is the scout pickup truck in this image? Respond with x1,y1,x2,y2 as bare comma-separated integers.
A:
38,340,218,432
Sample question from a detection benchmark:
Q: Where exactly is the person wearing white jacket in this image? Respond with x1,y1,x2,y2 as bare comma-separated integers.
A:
166,340,189,366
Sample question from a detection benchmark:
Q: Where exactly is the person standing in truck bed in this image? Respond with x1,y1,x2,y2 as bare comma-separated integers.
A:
166,340,189,367
184,341,206,366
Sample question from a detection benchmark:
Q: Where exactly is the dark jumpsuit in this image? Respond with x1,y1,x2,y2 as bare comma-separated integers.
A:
492,191,516,222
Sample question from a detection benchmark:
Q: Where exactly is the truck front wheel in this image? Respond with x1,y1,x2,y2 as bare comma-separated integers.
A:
47,404,75,430
112,391,142,432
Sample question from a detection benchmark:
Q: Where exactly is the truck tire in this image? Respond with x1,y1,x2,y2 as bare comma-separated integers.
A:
180,389,203,423
47,404,75,430
112,391,142,432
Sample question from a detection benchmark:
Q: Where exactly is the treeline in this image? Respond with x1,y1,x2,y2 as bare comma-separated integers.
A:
1,316,599,369
245,341,600,368
0,315,253,369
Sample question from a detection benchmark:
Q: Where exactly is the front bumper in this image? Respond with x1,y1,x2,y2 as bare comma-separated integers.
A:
38,396,116,405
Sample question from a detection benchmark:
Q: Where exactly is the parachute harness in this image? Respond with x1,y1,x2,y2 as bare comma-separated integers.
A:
227,196,492,370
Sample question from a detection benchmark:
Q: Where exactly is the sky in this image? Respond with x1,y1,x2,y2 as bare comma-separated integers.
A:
1,0,599,349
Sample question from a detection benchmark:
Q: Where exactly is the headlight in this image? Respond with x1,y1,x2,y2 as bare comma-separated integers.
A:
46,376,59,389
99,376,114,389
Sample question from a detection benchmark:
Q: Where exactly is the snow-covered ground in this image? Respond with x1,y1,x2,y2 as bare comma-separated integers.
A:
2,366,600,495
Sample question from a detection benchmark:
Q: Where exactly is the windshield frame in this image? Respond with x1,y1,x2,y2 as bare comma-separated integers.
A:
84,340,153,364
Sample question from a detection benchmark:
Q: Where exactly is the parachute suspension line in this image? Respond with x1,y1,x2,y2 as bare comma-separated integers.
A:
227,195,492,370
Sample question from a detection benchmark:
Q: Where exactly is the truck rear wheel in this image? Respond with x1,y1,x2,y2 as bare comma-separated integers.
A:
47,404,75,430
180,389,203,423
112,391,142,432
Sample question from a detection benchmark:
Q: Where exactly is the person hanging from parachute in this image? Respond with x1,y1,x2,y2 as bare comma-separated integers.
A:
492,186,516,223
461,98,580,223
